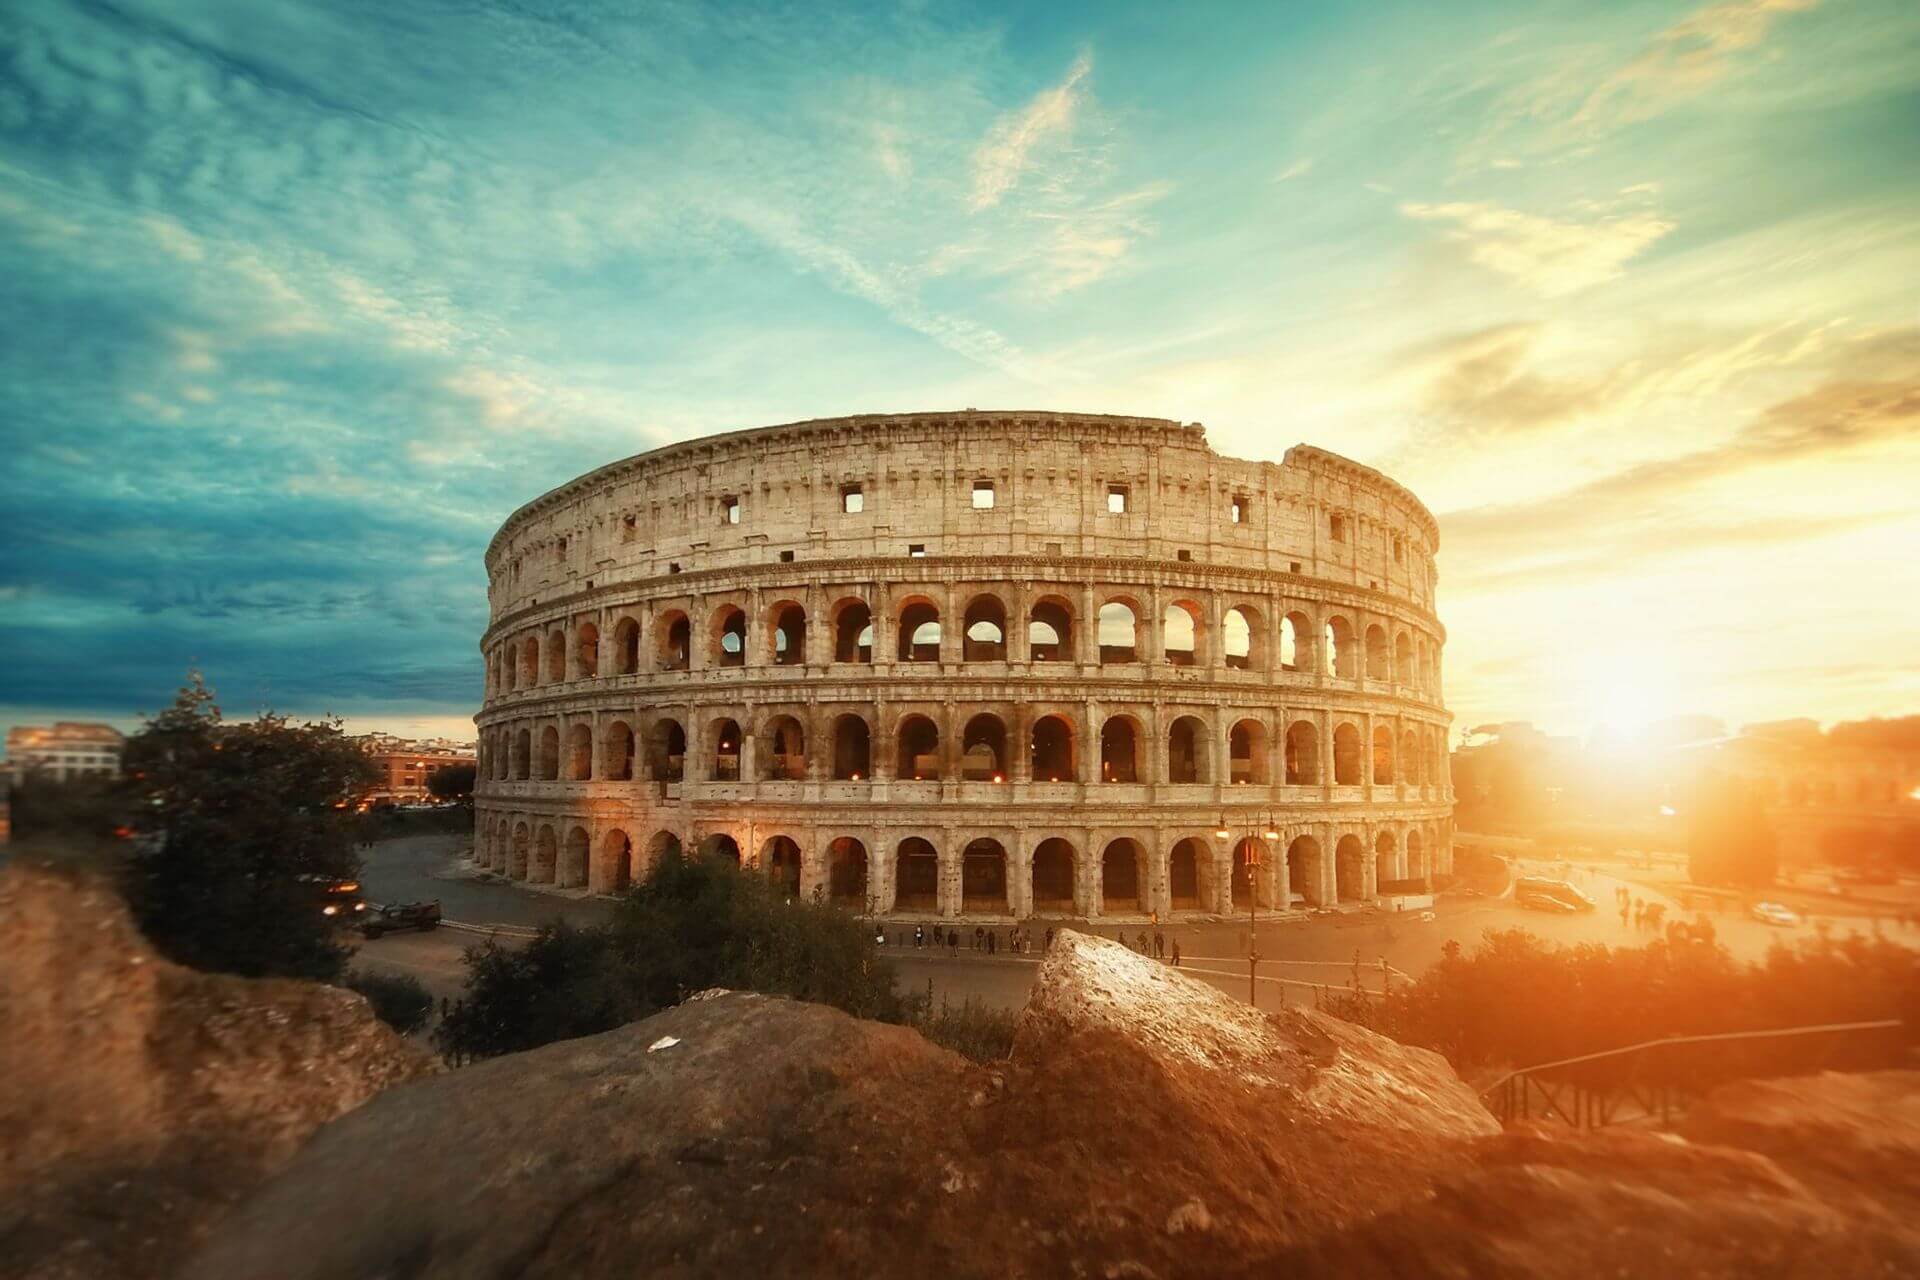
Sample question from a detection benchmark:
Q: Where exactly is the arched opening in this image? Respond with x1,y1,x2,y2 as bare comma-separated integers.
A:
698,833,741,865
547,629,566,683
1028,597,1073,662
961,713,1007,782
537,726,560,780
532,826,558,884
762,715,806,781
1333,722,1363,785
503,642,518,691
513,728,531,780
1325,616,1356,678
648,830,683,869
603,721,633,782
1168,837,1208,911
1290,725,1320,786
764,835,802,899
1375,830,1398,887
833,600,873,663
711,718,742,781
1162,601,1201,666
962,595,1007,662
658,612,690,672
1401,729,1422,785
510,823,530,879
896,715,940,781
1287,835,1322,908
1282,612,1310,672
962,838,1008,913
770,603,807,666
1230,836,1267,911
576,622,599,678
560,827,590,888
1395,632,1413,685
713,606,747,668
1223,606,1256,670
648,719,686,782
897,600,941,662
567,723,592,780
894,837,939,911
1101,838,1144,913
1372,725,1395,785
1100,716,1141,783
831,714,871,780
1229,719,1267,784
1365,624,1389,681
1030,838,1076,914
602,830,633,893
1407,829,1426,883
1167,716,1208,784
1335,834,1366,902
614,617,640,674
1030,715,1075,782
1097,600,1139,664
520,637,540,687
828,836,868,906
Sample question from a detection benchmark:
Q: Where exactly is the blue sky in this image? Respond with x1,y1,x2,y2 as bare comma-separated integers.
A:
2,0,1916,747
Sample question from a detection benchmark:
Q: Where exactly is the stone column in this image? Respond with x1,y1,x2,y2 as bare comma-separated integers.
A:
745,586,767,668
939,826,960,918
1205,592,1224,670
1011,704,1032,784
1143,584,1164,666
939,583,961,666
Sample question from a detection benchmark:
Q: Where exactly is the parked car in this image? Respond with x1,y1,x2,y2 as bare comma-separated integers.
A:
359,900,443,938
1513,876,1596,912
1750,901,1800,927
1517,892,1582,914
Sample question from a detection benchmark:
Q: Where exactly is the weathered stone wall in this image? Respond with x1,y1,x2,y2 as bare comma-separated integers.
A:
473,411,1454,920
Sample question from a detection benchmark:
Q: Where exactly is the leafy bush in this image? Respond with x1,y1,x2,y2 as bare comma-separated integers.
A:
910,992,1019,1063
345,969,435,1035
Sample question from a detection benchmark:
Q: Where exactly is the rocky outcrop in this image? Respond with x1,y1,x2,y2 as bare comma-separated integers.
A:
0,860,436,1280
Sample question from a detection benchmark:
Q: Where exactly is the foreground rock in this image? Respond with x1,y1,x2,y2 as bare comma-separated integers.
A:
0,860,437,1280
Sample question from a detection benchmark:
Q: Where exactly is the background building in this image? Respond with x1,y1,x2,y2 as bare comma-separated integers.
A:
353,734,476,805
4,722,125,782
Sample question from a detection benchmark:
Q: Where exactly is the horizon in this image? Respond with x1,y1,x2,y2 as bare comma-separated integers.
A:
3,0,1917,744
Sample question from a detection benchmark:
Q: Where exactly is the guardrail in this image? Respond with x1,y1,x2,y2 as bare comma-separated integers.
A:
439,918,541,941
1480,1019,1906,1129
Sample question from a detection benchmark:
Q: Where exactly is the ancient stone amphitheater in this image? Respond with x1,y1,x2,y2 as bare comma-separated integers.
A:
473,411,1452,920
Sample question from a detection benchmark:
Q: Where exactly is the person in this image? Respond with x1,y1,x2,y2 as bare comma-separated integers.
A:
1154,930,1165,959
1619,897,1630,927
1044,926,1055,951
874,927,885,946
1170,938,1182,967
974,925,984,951
914,924,924,949
948,929,958,953
986,930,996,956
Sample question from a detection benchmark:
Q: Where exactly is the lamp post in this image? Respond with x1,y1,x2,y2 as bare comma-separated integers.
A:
1217,814,1271,1006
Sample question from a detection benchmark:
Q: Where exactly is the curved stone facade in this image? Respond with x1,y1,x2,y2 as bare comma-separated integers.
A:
473,411,1454,920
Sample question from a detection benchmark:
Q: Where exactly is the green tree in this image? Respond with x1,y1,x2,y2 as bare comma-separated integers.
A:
345,969,435,1035
8,769,133,842
427,762,477,805
119,674,377,982
1686,771,1778,887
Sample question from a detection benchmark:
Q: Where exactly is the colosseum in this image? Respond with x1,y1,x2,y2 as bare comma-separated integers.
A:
473,411,1453,921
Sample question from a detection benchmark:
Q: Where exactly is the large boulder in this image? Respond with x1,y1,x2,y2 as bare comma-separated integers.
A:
0,860,436,1280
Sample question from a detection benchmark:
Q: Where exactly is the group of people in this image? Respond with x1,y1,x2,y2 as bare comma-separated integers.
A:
1615,886,1668,932
878,923,1182,967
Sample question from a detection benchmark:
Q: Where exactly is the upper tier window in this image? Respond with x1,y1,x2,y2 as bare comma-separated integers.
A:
723,496,740,525
842,485,864,514
1107,484,1128,514
1330,513,1347,543
972,480,995,509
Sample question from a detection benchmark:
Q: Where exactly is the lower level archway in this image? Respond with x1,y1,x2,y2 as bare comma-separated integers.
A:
764,835,802,899
1100,838,1144,913
1287,835,1322,908
1168,837,1208,911
828,836,869,907
1335,834,1367,902
894,838,938,912
559,826,590,888
698,832,742,865
1030,837,1076,914
601,829,633,893
961,838,1008,913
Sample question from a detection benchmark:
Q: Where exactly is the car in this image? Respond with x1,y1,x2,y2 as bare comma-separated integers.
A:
359,900,443,938
1750,901,1800,927
1512,876,1596,912
1517,892,1582,914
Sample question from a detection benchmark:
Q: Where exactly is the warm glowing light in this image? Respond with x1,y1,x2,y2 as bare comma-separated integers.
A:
1659,804,1677,817
992,773,1004,783
1909,786,1920,802
1576,671,1678,738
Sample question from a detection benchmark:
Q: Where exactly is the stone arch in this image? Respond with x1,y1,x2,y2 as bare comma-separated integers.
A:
962,837,1009,913
1374,829,1399,886
603,720,633,781
897,597,941,662
510,821,530,879
709,717,743,781
1028,595,1074,662
576,621,600,679
1229,836,1270,911
1097,597,1141,664
567,722,592,780
960,712,1007,782
763,835,803,899
711,604,747,668
827,836,869,907
602,829,633,893
546,628,566,683
1101,837,1146,914
1333,722,1363,785
560,826,590,887
1281,610,1312,672
1401,728,1422,785
1223,604,1261,670
1229,718,1268,785
760,714,806,781
1162,599,1203,666
1335,833,1367,902
648,717,686,782
1365,624,1390,681
1166,715,1210,784
520,636,540,687
647,829,683,868
1167,837,1211,912
768,601,807,666
1100,713,1144,783
1030,837,1077,914
961,593,1007,662
1406,828,1426,883
1287,835,1323,908
896,714,941,781
1372,724,1395,785
613,616,640,674
697,832,741,864
831,597,873,663
831,712,871,780
656,610,691,671
1325,615,1356,678
532,824,558,884
537,725,560,780
513,727,531,780
894,837,939,911
502,641,518,691
1030,714,1076,782
1395,631,1413,685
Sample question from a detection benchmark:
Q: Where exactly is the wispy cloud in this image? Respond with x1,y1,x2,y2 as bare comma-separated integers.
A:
1400,198,1675,296
969,52,1093,211
1573,0,1821,132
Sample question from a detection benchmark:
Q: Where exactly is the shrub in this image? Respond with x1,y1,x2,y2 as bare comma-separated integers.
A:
911,993,1019,1063
345,969,435,1035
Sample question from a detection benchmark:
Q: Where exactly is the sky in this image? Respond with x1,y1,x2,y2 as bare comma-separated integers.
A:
1,0,1917,750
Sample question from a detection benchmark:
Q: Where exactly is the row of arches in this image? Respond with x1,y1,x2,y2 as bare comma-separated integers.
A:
487,591,1442,695
480,708,1448,790
474,815,1446,916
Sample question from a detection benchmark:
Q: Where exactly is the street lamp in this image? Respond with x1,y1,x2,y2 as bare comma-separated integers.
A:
1217,814,1270,1006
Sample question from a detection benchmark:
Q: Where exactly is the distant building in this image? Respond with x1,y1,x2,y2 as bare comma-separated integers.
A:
353,734,476,805
5,722,125,782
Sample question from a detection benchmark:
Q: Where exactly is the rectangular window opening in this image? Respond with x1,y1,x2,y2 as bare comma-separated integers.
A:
668,562,681,575
1330,514,1347,543
907,543,926,557
841,484,864,514
1107,484,1129,514
723,496,741,525
1289,560,1302,574
1176,549,1192,562
778,549,795,563
972,480,996,509
1230,496,1248,524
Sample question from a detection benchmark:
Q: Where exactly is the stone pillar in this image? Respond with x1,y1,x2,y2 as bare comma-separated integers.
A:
1143,584,1164,666
939,827,960,918
1007,579,1029,664
939,583,961,666
1077,583,1096,667
745,586,767,668
1011,704,1032,784
1205,592,1224,670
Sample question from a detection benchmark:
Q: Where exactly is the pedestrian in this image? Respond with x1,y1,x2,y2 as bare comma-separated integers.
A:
949,929,958,953
914,924,924,948
1045,926,1055,951
974,925,984,951
1154,930,1165,959
987,930,996,956
1171,939,1182,967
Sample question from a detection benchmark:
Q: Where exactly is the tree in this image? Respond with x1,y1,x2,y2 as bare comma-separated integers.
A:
345,969,435,1035
8,769,133,843
426,762,477,805
1686,771,1778,887
119,674,377,982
